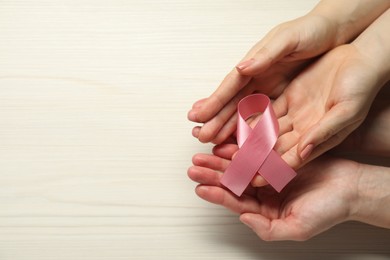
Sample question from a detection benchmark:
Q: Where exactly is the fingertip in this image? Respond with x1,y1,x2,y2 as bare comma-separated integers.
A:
212,144,223,156
272,95,288,118
187,166,198,180
281,149,302,170
195,185,210,197
192,98,207,109
236,58,255,73
240,213,274,241
299,143,315,161
198,128,214,143
231,151,238,160
250,174,268,187
192,126,201,138
239,213,254,229
195,185,221,204
212,143,238,159
187,109,198,122
198,134,210,143
191,153,204,165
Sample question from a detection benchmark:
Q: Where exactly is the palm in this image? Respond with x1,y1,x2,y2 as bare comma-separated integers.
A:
272,44,380,169
255,158,357,235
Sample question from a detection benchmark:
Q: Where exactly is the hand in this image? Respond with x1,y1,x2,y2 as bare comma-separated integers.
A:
274,9,390,168
188,0,390,144
269,43,384,170
188,146,390,240
188,14,339,144
188,145,361,241
282,8,390,167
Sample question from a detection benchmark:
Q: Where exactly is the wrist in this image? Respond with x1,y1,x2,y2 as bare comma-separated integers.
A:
304,12,340,48
306,10,346,48
350,163,390,228
310,0,390,47
351,43,390,96
352,10,390,85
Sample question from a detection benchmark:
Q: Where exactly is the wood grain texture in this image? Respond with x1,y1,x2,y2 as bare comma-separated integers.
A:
0,0,389,259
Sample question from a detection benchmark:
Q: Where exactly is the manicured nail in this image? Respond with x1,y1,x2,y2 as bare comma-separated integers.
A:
300,144,314,160
236,59,255,71
187,110,197,121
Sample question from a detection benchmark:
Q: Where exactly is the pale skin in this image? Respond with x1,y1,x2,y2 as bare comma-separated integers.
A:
189,8,390,186
189,152,390,241
188,1,390,170
188,97,390,240
187,2,390,240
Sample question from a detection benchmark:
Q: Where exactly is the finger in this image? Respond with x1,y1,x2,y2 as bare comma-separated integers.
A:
280,145,302,170
192,98,207,109
192,153,230,172
237,30,298,76
297,104,363,161
211,111,238,144
211,145,258,196
197,103,236,144
250,174,268,187
272,94,288,118
194,70,251,123
192,126,201,138
240,213,316,241
242,59,305,99
212,144,238,160
307,124,361,163
195,185,262,214
198,84,255,143
274,130,300,155
188,99,208,122
188,98,208,122
187,166,222,186
278,115,293,136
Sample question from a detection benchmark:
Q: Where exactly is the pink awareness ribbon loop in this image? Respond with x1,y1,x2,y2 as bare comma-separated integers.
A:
220,94,297,196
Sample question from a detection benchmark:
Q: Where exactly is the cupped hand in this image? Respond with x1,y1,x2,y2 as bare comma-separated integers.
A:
271,44,384,170
188,144,361,241
188,14,338,144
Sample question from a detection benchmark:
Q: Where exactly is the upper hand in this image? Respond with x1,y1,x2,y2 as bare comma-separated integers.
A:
272,44,384,169
188,14,338,144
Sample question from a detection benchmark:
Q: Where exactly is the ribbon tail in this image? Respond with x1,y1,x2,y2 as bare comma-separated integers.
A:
258,150,297,192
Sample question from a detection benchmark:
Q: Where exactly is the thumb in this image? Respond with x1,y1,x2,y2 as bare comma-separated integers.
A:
298,105,362,161
240,213,314,241
236,30,298,75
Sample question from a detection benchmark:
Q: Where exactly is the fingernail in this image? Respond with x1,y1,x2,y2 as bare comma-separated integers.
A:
187,110,197,121
192,127,200,138
300,144,314,160
196,185,209,194
236,59,255,71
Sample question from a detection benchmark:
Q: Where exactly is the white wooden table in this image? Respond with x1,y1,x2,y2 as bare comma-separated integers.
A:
0,0,389,259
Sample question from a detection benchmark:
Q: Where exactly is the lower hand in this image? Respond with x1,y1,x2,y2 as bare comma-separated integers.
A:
188,145,361,241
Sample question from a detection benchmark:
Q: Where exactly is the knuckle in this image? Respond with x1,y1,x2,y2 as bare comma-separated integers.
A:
321,127,336,142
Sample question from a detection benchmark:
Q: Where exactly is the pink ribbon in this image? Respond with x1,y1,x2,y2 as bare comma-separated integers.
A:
220,94,296,196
